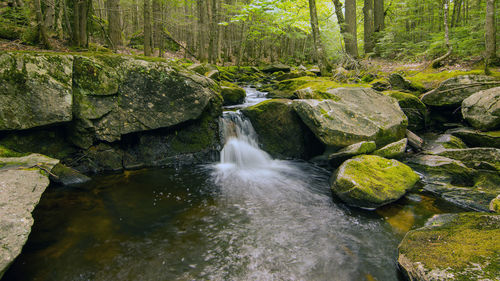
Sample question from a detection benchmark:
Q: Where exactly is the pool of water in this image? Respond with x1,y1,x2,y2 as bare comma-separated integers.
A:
3,163,463,281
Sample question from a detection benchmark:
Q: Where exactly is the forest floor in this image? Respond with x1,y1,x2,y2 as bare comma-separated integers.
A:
1,38,497,75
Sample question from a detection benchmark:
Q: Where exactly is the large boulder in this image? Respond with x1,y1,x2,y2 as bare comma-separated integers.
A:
331,155,419,209
0,52,73,130
462,86,500,131
398,213,500,281
420,75,498,107
0,154,59,278
70,55,221,148
384,91,427,131
293,88,407,148
241,99,321,159
388,73,425,93
262,63,291,73
448,127,500,148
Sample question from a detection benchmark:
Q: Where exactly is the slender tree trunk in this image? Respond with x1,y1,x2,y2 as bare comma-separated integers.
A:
44,0,56,30
332,0,347,51
197,0,207,62
208,0,218,64
308,0,329,75
152,0,161,52
133,0,139,32
56,0,64,39
485,0,497,61
144,0,152,56
78,0,89,47
363,0,374,54
345,0,358,57
374,0,384,32
73,0,81,46
34,0,52,48
108,0,121,50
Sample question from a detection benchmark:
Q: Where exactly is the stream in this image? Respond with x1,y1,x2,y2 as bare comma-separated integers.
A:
2,88,463,281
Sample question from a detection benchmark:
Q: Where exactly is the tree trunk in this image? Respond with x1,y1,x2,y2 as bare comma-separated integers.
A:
332,0,347,52
55,0,64,39
345,0,358,57
363,0,374,54
78,0,89,47
108,0,121,50
197,0,207,62
34,0,52,48
485,0,497,62
43,0,55,30
308,0,329,75
208,0,218,64
374,0,384,32
144,0,152,56
430,0,452,68
152,0,161,52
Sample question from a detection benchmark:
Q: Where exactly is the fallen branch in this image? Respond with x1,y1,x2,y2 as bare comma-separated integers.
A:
406,130,424,151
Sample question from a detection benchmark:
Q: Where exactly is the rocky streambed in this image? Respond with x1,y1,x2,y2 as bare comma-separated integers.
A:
0,53,499,280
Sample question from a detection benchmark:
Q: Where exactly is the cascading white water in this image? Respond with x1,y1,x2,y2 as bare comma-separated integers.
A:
219,111,272,169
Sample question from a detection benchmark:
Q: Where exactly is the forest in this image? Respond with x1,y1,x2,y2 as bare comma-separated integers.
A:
0,0,497,68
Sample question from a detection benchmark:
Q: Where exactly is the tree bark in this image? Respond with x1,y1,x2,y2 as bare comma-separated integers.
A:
78,0,89,47
332,0,347,52
345,0,358,57
485,0,497,61
197,0,207,62
43,0,55,30
363,0,374,54
34,0,52,48
152,0,162,52
107,0,122,50
144,0,152,56
374,0,384,32
308,0,329,75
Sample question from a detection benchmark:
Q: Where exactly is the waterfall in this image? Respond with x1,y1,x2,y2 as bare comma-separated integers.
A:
218,111,273,169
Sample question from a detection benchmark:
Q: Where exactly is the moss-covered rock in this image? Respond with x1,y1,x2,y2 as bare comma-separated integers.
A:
241,99,321,159
384,91,428,131
331,155,419,209
220,81,246,106
70,54,221,148
388,73,426,94
462,86,500,131
448,127,500,148
328,141,377,166
372,138,407,159
422,133,468,154
293,88,408,148
0,52,73,130
262,63,291,73
398,213,500,281
490,195,500,213
267,76,370,99
50,163,91,186
0,144,26,158
436,148,500,172
420,75,498,107
408,155,476,186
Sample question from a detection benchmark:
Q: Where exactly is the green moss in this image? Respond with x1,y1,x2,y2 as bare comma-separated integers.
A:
0,145,27,157
407,69,500,89
333,155,419,208
399,213,499,279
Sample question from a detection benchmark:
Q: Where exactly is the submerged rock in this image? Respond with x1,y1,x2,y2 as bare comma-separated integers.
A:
0,154,59,278
220,82,246,106
328,141,377,166
241,99,321,159
398,213,500,281
50,163,91,186
462,86,500,131
447,127,500,148
420,75,497,107
331,155,419,209
293,88,407,148
0,52,73,130
372,138,407,159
